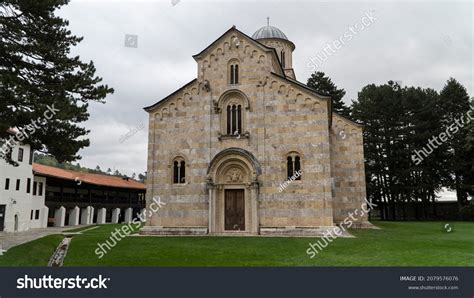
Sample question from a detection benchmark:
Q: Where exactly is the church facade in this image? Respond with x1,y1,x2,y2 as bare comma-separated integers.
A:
141,24,369,236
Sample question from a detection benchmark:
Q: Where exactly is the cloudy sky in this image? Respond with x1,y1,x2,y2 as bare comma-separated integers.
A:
57,0,472,178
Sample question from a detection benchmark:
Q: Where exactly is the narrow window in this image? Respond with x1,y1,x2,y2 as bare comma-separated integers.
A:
5,178,9,190
231,105,237,134
294,156,301,180
31,210,34,220
230,65,235,84
27,178,31,193
29,149,33,165
227,104,243,135
173,161,179,184
230,64,239,84
287,154,302,180
38,182,43,196
16,179,20,191
33,181,37,195
281,51,286,68
35,210,40,220
18,148,24,162
173,160,186,184
237,105,242,134
234,65,239,84
287,156,293,180
227,106,231,135
180,161,186,183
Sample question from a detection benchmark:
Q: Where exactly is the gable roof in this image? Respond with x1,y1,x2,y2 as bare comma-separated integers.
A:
270,72,331,99
333,112,364,128
270,72,333,127
33,163,146,190
192,25,285,75
143,25,287,113
143,78,197,112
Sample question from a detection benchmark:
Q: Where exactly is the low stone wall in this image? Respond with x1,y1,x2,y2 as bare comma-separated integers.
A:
259,226,353,237
140,226,208,236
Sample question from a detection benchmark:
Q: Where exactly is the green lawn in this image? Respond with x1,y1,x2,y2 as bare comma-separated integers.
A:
1,221,473,266
0,234,63,266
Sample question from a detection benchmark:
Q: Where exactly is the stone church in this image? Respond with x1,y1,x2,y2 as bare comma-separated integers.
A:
141,23,369,236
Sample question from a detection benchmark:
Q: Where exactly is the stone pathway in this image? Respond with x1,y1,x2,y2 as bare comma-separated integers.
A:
0,225,90,252
48,237,73,267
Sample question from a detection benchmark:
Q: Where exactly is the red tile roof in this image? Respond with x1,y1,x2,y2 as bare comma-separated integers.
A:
33,163,145,190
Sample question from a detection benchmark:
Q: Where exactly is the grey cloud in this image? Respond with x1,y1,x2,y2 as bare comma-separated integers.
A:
57,1,472,176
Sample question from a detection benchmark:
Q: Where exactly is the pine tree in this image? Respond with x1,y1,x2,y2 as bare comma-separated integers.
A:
306,71,351,118
403,86,445,219
138,172,146,183
464,100,474,198
0,1,113,163
438,78,472,214
351,81,405,219
351,81,444,220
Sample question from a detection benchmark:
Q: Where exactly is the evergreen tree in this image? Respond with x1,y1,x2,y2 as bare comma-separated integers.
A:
464,99,474,198
351,81,444,219
0,1,113,163
403,86,445,219
438,78,472,213
138,172,146,183
351,81,404,219
306,71,351,118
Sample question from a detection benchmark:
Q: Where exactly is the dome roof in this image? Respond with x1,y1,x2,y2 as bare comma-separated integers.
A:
252,25,289,40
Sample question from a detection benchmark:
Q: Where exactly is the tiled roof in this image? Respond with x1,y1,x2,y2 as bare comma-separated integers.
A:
33,163,146,190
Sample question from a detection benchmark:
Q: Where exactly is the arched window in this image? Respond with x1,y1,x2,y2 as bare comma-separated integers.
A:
173,158,186,184
286,153,301,180
226,104,242,135
281,50,286,68
217,90,249,139
230,64,239,84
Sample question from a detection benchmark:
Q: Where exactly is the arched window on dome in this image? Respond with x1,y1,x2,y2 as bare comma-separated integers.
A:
281,50,286,68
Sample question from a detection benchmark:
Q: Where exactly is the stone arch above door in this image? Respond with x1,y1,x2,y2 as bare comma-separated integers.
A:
206,148,261,234
206,147,261,184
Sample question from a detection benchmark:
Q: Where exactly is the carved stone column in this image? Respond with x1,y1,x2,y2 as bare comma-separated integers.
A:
206,176,216,234
250,180,260,234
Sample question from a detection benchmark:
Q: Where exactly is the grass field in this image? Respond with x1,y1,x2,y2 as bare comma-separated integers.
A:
0,221,473,266
0,234,63,266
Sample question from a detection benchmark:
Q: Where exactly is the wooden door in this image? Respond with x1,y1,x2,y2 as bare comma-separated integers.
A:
224,189,245,231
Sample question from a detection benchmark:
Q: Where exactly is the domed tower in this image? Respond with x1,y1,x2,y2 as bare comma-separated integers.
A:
252,18,296,79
